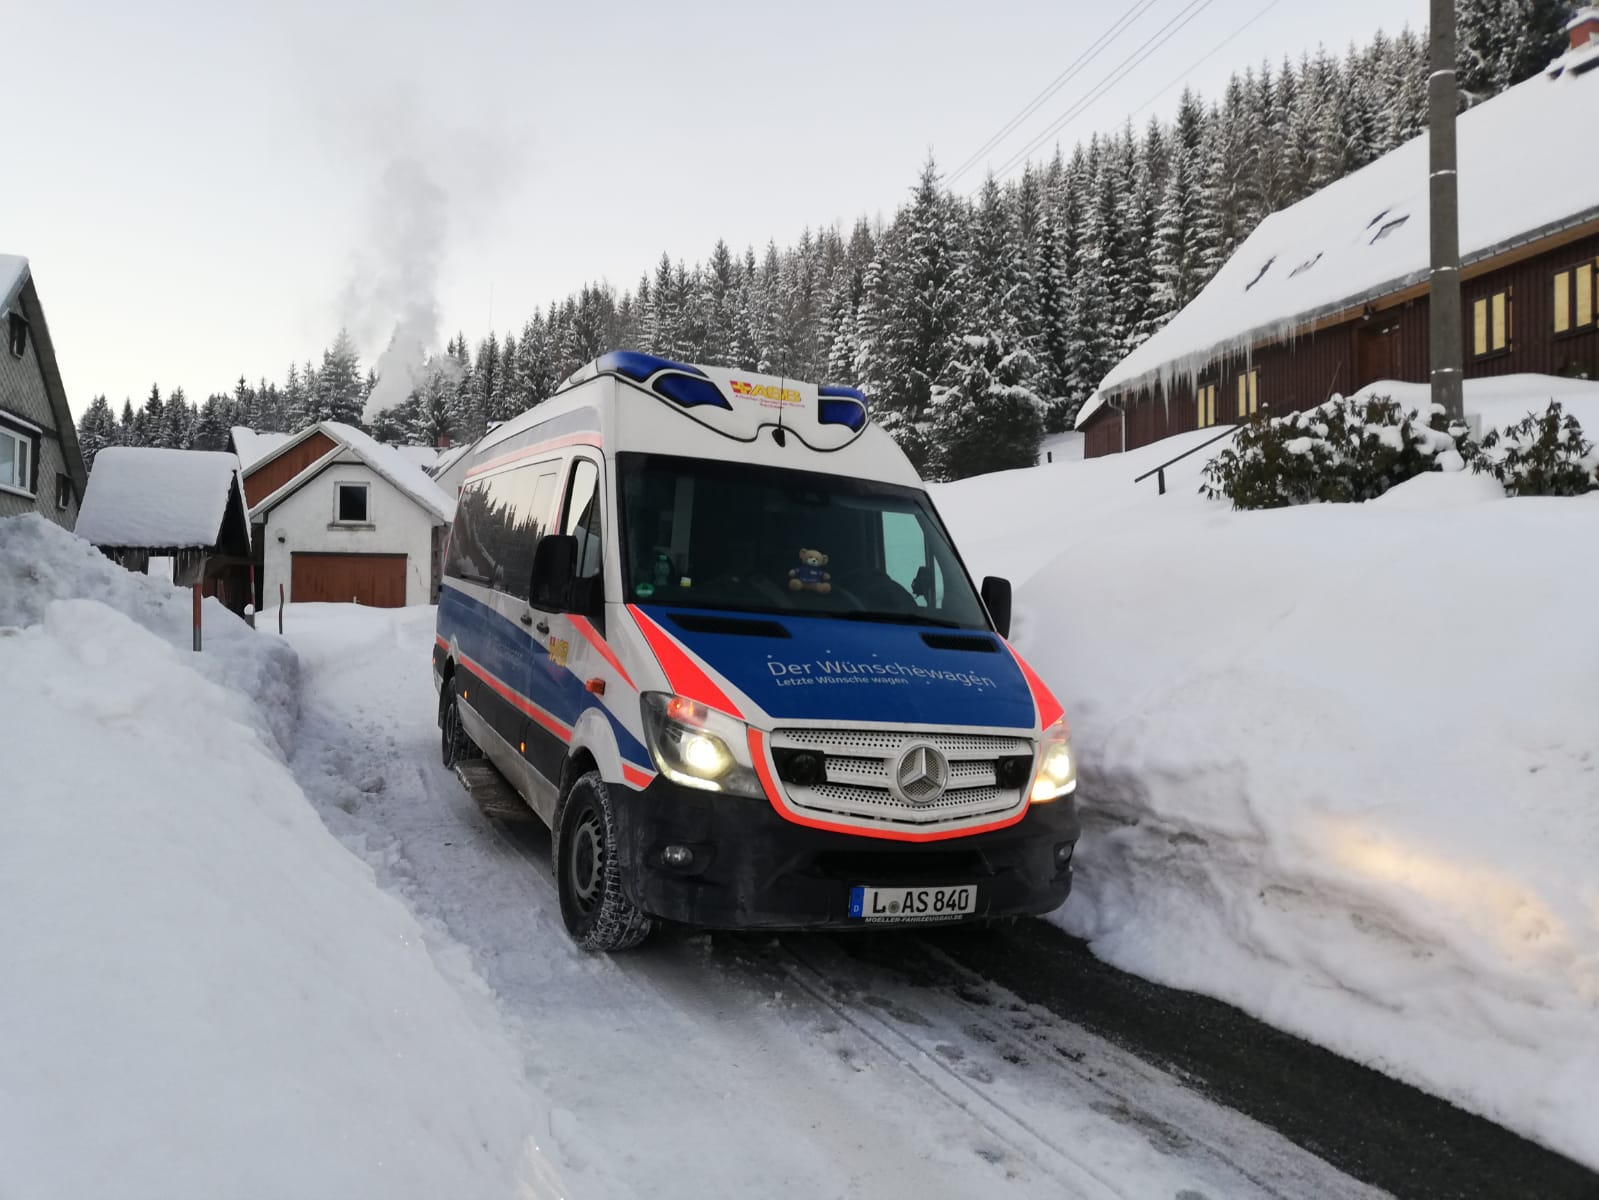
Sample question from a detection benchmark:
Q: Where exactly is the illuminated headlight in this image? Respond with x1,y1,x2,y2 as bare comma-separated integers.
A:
641,693,764,798
1030,720,1077,803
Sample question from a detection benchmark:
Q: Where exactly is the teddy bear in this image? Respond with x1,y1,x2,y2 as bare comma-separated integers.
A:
788,548,831,593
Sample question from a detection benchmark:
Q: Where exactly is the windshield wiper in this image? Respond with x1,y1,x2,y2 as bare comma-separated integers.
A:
834,611,969,629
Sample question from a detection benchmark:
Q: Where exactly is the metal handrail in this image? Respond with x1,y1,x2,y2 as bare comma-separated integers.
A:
1133,423,1243,494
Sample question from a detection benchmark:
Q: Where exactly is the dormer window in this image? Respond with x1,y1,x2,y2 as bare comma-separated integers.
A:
1371,216,1410,244
6,313,26,359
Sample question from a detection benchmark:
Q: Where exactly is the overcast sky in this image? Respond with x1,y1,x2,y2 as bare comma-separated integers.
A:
8,0,1427,415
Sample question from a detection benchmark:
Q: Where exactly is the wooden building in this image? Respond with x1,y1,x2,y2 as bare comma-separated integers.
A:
74,447,254,614
1079,15,1599,457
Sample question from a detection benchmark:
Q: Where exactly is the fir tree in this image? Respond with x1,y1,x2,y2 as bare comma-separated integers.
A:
317,329,364,426
76,396,117,469
193,394,232,451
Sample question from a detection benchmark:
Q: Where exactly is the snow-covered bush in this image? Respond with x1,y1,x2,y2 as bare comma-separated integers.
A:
925,334,1044,481
1202,394,1475,510
1471,401,1598,497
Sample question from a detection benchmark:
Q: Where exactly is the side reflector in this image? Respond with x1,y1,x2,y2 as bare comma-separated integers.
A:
586,677,606,695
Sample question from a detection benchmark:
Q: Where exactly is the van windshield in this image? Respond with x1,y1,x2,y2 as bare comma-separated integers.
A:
617,453,991,630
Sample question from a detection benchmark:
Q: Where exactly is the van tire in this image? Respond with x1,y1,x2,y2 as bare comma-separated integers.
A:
555,771,654,952
440,673,475,768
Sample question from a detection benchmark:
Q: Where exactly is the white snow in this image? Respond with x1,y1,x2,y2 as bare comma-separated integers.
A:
229,425,293,470
0,514,558,1198
1082,59,1599,424
74,446,243,549
394,443,443,470
1038,430,1085,465
0,253,28,309
936,374,1599,1170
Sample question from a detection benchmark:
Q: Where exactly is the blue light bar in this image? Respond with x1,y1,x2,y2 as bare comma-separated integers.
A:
652,372,731,410
818,385,868,431
595,350,709,383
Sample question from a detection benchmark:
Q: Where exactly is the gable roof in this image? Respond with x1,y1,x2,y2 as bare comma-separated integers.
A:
229,426,294,471
1080,53,1599,428
246,421,455,524
0,255,88,497
76,448,246,549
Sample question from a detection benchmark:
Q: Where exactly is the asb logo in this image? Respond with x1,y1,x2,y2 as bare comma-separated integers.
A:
731,379,801,405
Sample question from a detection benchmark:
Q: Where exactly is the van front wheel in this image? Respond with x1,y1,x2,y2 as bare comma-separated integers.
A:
555,771,653,952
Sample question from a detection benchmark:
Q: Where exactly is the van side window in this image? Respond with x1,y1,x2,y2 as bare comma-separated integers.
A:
562,459,604,581
881,509,940,607
445,462,561,597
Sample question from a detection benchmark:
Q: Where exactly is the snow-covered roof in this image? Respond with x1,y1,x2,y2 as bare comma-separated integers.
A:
0,254,27,314
428,441,472,478
249,422,455,524
322,423,455,524
76,448,245,549
230,426,293,470
393,444,442,471
1081,57,1599,428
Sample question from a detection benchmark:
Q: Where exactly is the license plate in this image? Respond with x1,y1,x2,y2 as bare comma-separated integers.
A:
848,884,977,923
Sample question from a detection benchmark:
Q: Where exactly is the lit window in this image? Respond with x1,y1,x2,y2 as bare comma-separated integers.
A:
0,421,34,495
1553,261,1596,335
1237,369,1260,418
335,482,369,523
1196,383,1217,429
1472,289,1512,358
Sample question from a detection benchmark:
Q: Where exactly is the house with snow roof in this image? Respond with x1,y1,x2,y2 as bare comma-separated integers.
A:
0,255,87,527
1078,13,1599,457
76,447,253,612
241,421,456,609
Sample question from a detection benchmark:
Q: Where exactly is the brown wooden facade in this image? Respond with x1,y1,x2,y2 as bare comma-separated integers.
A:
1082,224,1599,458
243,429,338,507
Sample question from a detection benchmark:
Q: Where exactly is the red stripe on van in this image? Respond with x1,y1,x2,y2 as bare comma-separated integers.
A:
1004,642,1066,732
464,433,603,480
626,605,742,717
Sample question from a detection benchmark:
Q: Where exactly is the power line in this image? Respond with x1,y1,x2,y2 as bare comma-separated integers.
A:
1126,0,1284,121
945,0,1167,185
992,0,1223,181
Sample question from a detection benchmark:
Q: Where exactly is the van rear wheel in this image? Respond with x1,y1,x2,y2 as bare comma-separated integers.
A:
555,771,653,952
440,674,475,768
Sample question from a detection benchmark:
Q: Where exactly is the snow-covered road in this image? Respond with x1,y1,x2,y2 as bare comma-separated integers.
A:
281,603,1382,1200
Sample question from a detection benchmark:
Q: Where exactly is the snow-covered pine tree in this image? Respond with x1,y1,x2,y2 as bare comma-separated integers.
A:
135,384,164,447
193,394,232,451
76,396,118,469
118,398,137,447
647,252,678,356
317,330,364,426
856,157,966,469
1459,0,1573,102
926,174,1043,481
164,387,194,449
703,240,737,366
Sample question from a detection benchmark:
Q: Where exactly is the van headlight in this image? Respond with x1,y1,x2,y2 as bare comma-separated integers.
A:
641,693,764,798
1030,719,1077,802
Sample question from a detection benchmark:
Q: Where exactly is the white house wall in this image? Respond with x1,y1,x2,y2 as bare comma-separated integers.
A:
261,460,439,607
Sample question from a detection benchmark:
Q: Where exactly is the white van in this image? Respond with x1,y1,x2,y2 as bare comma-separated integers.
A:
434,351,1078,950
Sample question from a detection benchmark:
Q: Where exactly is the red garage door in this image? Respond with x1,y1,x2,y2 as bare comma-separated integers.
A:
291,553,408,607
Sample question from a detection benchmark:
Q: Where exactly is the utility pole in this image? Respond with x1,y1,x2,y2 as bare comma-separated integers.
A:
1429,0,1465,423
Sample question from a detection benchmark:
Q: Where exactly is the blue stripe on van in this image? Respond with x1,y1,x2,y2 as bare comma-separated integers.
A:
637,607,1037,729
438,585,651,768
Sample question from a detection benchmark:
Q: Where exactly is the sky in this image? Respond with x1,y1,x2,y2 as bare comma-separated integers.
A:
6,0,1427,416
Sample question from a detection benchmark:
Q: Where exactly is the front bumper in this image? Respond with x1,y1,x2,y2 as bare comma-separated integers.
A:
612,776,1079,931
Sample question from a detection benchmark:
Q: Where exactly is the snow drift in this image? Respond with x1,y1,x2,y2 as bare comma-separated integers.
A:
937,375,1599,1170
0,515,554,1199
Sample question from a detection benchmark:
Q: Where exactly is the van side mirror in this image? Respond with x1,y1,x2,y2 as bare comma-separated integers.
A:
980,576,1012,639
529,534,578,611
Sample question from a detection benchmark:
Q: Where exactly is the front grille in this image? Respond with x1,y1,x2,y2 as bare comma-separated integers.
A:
769,727,1031,829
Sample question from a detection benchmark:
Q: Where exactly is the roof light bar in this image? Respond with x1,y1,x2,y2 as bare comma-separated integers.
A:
817,385,868,431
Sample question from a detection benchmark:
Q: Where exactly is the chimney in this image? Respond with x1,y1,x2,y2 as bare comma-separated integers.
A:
1570,7,1599,50
435,433,452,449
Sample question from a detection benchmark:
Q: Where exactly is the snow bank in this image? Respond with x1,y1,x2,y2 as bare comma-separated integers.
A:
0,513,295,752
0,515,554,1198
935,378,1599,1169
75,446,243,549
